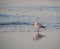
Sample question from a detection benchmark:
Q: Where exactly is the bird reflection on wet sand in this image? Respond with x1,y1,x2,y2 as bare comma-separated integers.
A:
33,33,45,40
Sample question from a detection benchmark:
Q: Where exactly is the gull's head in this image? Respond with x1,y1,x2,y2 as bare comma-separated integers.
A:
33,21,37,25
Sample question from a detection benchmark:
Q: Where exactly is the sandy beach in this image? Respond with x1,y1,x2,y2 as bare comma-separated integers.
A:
0,0,60,49
0,29,60,49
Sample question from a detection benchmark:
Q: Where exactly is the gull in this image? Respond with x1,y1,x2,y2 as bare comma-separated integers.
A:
33,22,45,40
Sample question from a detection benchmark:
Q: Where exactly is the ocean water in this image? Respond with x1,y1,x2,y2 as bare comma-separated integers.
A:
0,2,60,32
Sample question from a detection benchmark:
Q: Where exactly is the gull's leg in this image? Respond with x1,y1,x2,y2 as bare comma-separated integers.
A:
37,29,39,34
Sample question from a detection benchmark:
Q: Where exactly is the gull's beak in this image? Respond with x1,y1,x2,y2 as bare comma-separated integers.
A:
32,22,35,25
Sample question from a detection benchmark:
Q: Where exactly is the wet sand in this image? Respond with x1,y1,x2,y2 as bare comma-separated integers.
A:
0,29,60,49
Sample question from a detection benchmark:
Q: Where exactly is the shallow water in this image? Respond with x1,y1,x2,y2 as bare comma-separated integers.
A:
0,2,60,32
